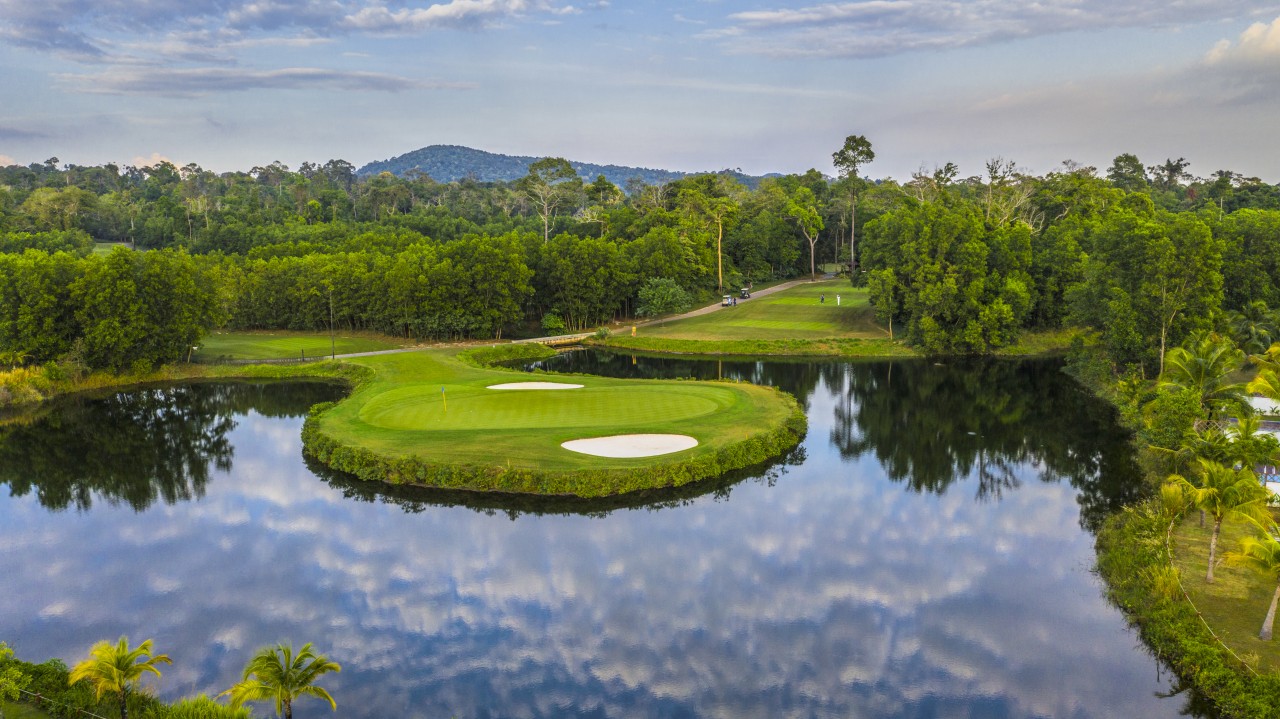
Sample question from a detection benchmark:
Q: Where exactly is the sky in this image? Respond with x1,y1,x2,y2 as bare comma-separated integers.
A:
1,0,1279,182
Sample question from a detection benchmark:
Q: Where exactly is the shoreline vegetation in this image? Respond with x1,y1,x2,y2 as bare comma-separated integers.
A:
1078,342,1280,719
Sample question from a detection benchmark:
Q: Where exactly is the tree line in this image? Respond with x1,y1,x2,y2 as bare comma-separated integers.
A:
1,144,1279,372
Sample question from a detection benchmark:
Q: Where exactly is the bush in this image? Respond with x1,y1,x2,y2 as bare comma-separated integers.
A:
540,312,567,335
458,343,556,368
146,695,250,719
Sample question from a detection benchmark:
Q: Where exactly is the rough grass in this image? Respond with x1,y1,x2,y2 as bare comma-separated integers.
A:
1171,508,1280,674
641,280,886,341
193,330,408,362
312,348,799,473
994,327,1088,356
1,701,53,719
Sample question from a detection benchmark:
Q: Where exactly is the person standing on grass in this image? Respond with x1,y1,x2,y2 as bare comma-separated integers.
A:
820,294,825,304
837,294,841,306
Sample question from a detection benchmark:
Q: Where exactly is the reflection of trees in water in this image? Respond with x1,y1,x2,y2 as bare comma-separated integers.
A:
537,350,1144,534
829,358,1144,532
0,381,344,512
308,447,806,520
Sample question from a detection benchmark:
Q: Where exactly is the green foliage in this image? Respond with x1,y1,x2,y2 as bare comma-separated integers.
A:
1096,502,1280,718
457,343,556,367
0,643,30,706
636,277,693,318
146,696,250,719
4,657,164,719
221,643,339,719
68,637,171,719
540,312,566,335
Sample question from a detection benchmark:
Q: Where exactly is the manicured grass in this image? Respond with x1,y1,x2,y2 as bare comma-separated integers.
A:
642,280,885,341
193,330,409,362
1171,509,1280,673
312,348,799,473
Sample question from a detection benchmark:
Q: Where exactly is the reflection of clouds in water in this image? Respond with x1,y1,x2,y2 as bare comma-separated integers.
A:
0,387,1186,718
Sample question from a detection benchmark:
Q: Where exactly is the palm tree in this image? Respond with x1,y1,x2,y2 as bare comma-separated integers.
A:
1167,459,1272,582
67,636,171,719
221,643,340,719
1228,301,1279,355
1226,526,1280,639
1159,333,1247,417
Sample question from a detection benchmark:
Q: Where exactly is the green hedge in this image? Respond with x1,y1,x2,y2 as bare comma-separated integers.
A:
1096,500,1280,717
301,396,807,498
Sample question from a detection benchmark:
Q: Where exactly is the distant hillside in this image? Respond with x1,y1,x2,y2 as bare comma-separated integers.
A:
357,145,773,189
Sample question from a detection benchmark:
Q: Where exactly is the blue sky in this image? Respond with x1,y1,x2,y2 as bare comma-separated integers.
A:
2,0,1279,181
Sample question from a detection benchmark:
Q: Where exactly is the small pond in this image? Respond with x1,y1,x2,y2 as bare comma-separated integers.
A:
0,357,1213,718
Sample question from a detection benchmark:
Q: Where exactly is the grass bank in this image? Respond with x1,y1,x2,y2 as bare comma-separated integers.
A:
192,329,410,362
303,344,806,497
1171,510,1280,674
1096,502,1280,717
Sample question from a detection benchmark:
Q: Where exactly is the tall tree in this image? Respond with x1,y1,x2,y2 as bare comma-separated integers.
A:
785,186,824,279
1158,333,1248,417
519,157,580,243
222,643,340,719
68,636,172,719
831,135,874,273
1106,153,1148,192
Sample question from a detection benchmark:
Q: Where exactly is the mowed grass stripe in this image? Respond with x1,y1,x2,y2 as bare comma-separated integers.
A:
358,385,728,430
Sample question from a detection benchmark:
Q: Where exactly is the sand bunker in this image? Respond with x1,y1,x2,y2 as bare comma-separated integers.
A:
561,434,698,458
487,381,584,390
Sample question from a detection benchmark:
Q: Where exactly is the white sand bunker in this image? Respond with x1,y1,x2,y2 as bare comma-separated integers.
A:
562,434,699,458
487,381,584,390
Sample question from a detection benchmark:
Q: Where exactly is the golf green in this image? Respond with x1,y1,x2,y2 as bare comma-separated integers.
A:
303,348,805,497
359,384,727,431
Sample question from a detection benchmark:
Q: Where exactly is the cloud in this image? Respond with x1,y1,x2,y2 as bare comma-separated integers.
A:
0,126,49,141
1205,14,1280,64
59,67,473,97
131,153,175,168
0,155,16,166
706,0,1278,58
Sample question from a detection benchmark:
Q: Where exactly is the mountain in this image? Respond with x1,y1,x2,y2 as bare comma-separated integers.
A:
356,145,774,188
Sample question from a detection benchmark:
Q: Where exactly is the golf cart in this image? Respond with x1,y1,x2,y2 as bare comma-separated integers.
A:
722,295,733,306
739,287,751,299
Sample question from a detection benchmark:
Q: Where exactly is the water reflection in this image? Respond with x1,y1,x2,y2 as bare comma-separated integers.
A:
535,352,1145,533
0,368,1206,718
0,382,345,512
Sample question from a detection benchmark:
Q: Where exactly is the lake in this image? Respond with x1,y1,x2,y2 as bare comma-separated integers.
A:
0,355,1210,717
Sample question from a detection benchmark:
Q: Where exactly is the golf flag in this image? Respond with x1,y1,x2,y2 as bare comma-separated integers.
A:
441,386,446,412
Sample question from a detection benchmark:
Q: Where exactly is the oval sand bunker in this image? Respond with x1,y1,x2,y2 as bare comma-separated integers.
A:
487,381,584,390
561,434,699,458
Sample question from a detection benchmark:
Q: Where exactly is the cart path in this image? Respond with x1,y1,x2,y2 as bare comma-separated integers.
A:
219,277,831,364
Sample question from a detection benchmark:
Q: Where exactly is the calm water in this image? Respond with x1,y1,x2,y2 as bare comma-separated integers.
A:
0,360,1210,718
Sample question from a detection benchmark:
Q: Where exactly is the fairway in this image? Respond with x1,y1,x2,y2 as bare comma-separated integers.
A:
642,280,886,341
305,348,804,494
194,330,409,361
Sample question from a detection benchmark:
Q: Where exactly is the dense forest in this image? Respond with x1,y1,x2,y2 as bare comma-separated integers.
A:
0,145,1278,374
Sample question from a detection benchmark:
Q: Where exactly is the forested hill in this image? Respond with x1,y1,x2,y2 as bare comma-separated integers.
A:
357,145,771,188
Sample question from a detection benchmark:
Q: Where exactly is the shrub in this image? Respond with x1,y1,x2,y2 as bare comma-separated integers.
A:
146,695,251,719
540,312,567,335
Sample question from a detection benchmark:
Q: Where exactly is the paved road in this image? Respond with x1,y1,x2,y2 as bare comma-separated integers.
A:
631,278,816,328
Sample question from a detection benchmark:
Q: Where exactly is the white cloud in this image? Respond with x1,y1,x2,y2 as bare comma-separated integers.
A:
0,155,16,166
131,152,174,168
706,0,1278,58
1205,14,1280,64
59,67,472,97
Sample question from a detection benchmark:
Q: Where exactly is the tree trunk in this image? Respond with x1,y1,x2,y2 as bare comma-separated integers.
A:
284,698,292,719
809,237,817,280
716,219,724,291
1207,517,1222,583
120,688,128,719
1261,581,1280,640
849,191,858,273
